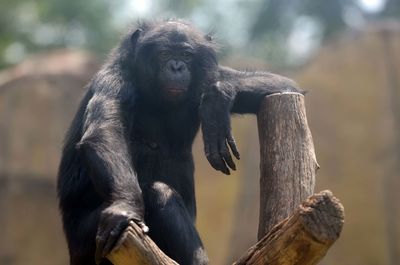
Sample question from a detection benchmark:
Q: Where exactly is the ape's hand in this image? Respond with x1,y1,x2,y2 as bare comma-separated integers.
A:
95,201,148,264
200,82,240,175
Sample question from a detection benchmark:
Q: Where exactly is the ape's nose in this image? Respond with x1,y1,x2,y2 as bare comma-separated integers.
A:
167,60,186,73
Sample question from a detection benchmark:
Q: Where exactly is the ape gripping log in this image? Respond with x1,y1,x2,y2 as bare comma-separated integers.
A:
107,93,344,265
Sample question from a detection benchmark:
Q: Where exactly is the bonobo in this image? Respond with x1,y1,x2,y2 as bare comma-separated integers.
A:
57,19,300,265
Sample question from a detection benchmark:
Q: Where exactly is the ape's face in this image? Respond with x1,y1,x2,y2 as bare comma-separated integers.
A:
132,21,218,104
156,40,193,100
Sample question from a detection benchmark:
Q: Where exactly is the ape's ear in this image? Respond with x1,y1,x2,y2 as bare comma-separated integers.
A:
131,28,142,45
205,34,212,42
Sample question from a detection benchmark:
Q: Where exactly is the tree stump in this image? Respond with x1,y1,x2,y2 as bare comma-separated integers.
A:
257,92,319,239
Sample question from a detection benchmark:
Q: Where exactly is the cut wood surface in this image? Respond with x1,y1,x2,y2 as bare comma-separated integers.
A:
257,92,319,239
234,190,344,265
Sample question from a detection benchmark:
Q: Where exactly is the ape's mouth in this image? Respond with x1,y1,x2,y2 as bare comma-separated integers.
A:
165,87,186,94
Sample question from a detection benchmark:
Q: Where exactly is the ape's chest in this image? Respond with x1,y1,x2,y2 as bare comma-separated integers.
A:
130,114,195,162
130,129,196,202
131,109,199,152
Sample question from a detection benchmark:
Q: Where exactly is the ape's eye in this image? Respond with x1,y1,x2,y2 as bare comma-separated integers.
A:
159,51,169,59
181,51,192,58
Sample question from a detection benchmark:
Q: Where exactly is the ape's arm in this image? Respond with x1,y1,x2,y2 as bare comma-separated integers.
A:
80,95,142,203
218,65,302,113
77,69,145,263
200,65,302,174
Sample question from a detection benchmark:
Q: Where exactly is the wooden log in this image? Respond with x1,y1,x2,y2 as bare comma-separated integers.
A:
257,92,320,239
231,92,343,265
107,222,178,265
233,190,344,265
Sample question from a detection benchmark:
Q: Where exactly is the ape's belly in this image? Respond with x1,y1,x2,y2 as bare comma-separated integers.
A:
133,143,196,217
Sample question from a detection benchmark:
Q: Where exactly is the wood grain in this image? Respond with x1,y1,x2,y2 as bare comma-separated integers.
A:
257,92,319,239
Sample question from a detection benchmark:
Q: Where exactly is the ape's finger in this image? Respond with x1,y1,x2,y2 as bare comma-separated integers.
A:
205,137,226,172
102,232,117,258
102,222,126,257
206,151,230,175
219,162,230,175
227,135,240,160
113,230,128,251
138,221,149,233
219,139,236,171
113,221,140,250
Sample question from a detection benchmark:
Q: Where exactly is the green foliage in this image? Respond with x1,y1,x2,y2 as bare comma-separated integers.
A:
1,0,400,69
0,0,122,68
246,0,400,66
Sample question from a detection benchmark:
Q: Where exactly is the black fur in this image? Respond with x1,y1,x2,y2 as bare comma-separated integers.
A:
57,19,300,265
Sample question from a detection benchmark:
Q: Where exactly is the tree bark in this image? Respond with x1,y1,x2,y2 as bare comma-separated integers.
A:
257,92,319,239
234,190,344,265
380,29,400,265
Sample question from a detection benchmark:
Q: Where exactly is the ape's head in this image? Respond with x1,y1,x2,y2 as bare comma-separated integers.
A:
122,20,218,105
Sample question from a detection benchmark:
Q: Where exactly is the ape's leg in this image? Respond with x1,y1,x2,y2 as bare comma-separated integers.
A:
143,182,208,265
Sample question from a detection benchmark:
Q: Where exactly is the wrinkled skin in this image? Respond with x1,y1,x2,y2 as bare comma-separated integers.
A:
57,19,301,265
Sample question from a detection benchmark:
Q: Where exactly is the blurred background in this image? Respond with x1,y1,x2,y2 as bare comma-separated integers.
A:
0,0,400,264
